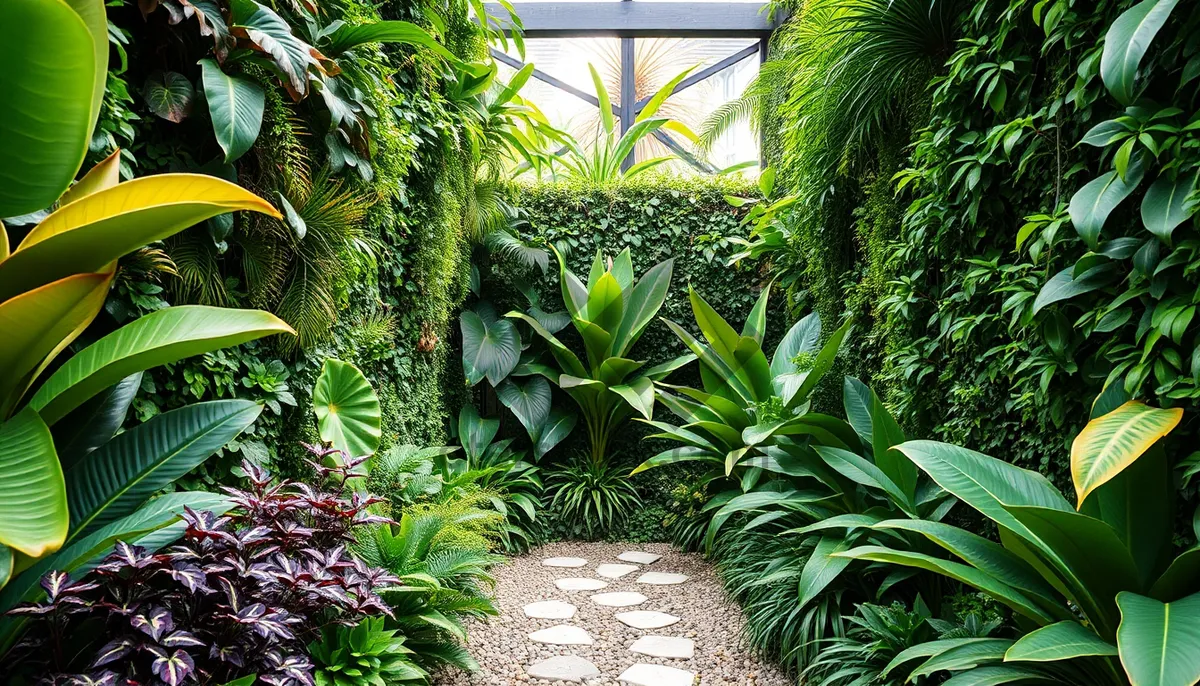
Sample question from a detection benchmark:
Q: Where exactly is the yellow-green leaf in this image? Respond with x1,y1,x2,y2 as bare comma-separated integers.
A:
1072,401,1183,507
0,273,111,417
0,174,281,302
0,409,68,559
58,149,122,207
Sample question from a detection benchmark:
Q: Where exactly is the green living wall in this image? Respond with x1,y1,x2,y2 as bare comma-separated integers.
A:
94,0,484,484
481,176,769,538
760,0,1200,492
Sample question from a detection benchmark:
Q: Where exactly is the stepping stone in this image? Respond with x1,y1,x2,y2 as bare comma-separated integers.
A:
527,655,600,683
543,557,588,568
590,591,647,607
528,624,594,646
618,551,661,565
555,578,608,591
629,635,695,659
596,563,640,579
523,600,577,619
636,572,689,585
615,610,681,629
618,663,695,686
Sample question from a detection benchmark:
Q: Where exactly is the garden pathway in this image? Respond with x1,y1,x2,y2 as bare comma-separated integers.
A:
435,541,790,686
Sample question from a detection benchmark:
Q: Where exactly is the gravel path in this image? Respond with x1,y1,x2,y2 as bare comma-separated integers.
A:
435,541,791,686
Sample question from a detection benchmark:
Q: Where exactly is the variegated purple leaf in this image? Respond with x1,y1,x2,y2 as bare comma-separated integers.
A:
131,606,173,641
91,637,136,667
209,643,245,667
159,563,212,593
161,629,205,648
151,648,195,686
68,671,118,686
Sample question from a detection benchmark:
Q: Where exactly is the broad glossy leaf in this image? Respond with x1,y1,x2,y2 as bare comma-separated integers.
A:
1150,547,1200,601
940,665,1056,685
143,71,194,123
461,311,520,387
497,377,551,438
611,258,673,356
52,373,142,471
895,440,1073,545
874,519,1059,603
457,404,498,463
631,447,718,475
815,446,913,513
1004,621,1116,662
1115,591,1200,686
533,408,576,460
585,272,624,353
1031,264,1121,314
742,284,771,343
1071,401,1182,506
229,0,323,98
0,0,97,216
843,376,874,445
910,639,1013,678
30,306,293,425
58,150,121,207
314,359,381,458
642,354,697,382
883,639,997,679
200,59,265,163
0,174,281,301
1069,164,1145,248
0,272,110,417
0,409,67,558
1100,0,1181,104
770,312,820,379
785,318,851,408
1008,505,1141,637
870,387,916,499
506,312,587,378
66,400,261,539
799,535,852,607
0,547,10,589
837,546,1059,623
322,20,458,64
1141,172,1198,244
610,376,654,420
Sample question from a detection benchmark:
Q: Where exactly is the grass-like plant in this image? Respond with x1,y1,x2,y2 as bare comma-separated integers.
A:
547,459,641,538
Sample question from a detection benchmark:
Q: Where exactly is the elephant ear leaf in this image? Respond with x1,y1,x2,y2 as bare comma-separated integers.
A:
457,404,498,464
1115,591,1200,686
1071,401,1182,507
199,59,265,164
313,359,381,458
460,311,520,387
496,376,551,439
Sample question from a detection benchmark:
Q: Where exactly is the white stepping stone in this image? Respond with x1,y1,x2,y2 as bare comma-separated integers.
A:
629,635,695,659
618,663,695,686
618,551,661,565
636,572,689,585
597,563,640,579
555,578,608,591
590,591,647,607
523,600,577,619
615,610,681,629
527,655,600,683
543,556,588,568
528,624,594,646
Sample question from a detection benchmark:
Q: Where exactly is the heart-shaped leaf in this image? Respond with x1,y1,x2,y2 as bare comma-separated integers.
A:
460,310,520,387
313,359,381,458
200,59,265,163
143,71,194,123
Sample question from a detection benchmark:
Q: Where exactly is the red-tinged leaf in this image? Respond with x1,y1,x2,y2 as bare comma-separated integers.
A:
131,605,174,641
159,563,211,593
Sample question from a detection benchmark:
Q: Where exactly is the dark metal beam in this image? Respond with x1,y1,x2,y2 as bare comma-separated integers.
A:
651,130,717,174
619,36,636,172
491,48,604,109
484,2,778,38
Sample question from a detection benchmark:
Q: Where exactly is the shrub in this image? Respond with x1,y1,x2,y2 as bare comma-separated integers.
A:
6,451,396,685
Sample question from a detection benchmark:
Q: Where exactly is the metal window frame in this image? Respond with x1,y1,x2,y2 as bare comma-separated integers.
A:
485,1,776,172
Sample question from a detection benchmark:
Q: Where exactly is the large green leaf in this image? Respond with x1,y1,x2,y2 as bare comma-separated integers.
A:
870,387,917,500
610,376,655,420
741,284,772,344
52,372,142,471
314,359,381,458
30,306,293,425
837,546,1059,623
895,440,1073,545
1115,591,1200,686
910,639,1013,678
200,59,265,163
1031,264,1121,315
940,665,1057,685
321,19,458,63
0,0,98,216
506,312,587,378
815,446,912,513
843,376,874,446
457,404,498,464
143,70,194,123
611,258,673,356
1071,401,1182,506
1141,172,1198,244
0,272,111,418
1069,165,1145,248
460,310,520,387
799,534,853,607
770,312,820,379
1004,621,1117,662
0,174,281,301
497,376,552,439
533,408,576,460
784,318,851,407
1100,0,1181,104
0,409,67,559
229,0,322,98
66,400,261,539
